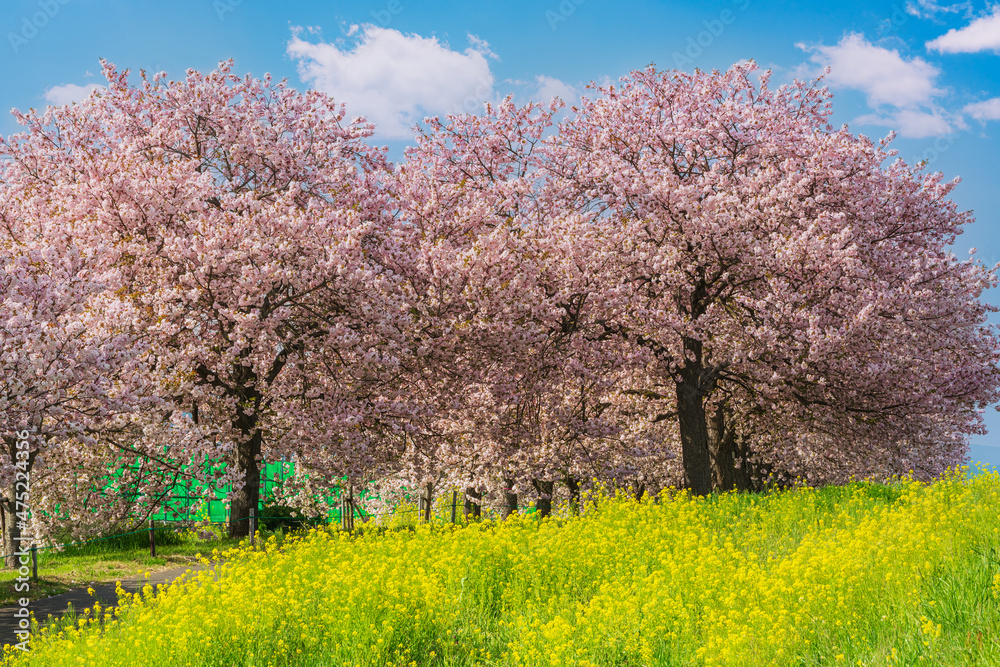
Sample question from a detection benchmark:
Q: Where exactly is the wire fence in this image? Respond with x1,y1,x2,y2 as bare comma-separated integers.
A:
148,461,299,524
0,499,492,590
1,471,557,591
0,489,500,565
17,460,477,551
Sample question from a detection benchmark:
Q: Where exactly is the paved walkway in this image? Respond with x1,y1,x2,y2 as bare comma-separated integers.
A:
0,563,216,647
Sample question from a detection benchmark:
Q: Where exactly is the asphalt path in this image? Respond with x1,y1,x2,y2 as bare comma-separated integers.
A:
0,563,216,648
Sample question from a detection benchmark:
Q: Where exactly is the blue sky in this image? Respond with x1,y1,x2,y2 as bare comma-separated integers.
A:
2,0,1000,466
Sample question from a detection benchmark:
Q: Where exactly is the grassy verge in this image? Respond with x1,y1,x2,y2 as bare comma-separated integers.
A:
6,470,1000,666
0,526,243,606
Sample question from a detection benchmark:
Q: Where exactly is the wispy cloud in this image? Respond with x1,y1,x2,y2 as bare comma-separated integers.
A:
287,25,496,139
797,33,955,137
905,0,973,20
799,33,943,107
926,5,1000,54
44,83,101,106
964,97,1000,121
855,109,957,137
529,75,578,103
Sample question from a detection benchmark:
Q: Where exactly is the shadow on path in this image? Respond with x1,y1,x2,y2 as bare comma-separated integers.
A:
0,563,217,648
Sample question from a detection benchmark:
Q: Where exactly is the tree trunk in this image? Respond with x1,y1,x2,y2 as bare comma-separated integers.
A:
2,498,22,571
634,483,646,502
731,433,773,492
463,487,482,520
675,343,713,496
4,436,36,569
0,502,6,567
228,414,262,539
565,477,581,515
533,480,554,518
707,403,737,492
501,478,518,520
734,433,752,492
419,482,433,523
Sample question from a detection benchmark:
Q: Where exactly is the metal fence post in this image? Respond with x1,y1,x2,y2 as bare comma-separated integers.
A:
30,544,37,582
149,518,156,557
347,486,354,532
340,486,354,532
419,482,433,523
249,506,256,547
340,491,347,531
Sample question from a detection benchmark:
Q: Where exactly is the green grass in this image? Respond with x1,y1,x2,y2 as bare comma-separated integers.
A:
0,525,243,606
6,471,1000,666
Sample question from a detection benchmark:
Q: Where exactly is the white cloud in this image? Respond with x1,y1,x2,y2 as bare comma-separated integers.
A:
287,25,495,139
855,109,956,137
905,0,972,19
44,83,102,106
926,5,1000,54
796,34,961,138
531,75,578,103
964,97,1000,120
798,33,943,108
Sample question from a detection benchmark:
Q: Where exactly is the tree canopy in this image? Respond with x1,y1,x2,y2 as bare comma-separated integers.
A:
1,60,996,542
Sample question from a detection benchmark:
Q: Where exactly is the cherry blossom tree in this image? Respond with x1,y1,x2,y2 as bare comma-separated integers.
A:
546,61,1000,493
0,228,173,565
0,61,409,537
380,98,641,517
3,55,996,542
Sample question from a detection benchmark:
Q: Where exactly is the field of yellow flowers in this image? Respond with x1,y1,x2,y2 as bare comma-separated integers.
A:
5,470,1000,666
